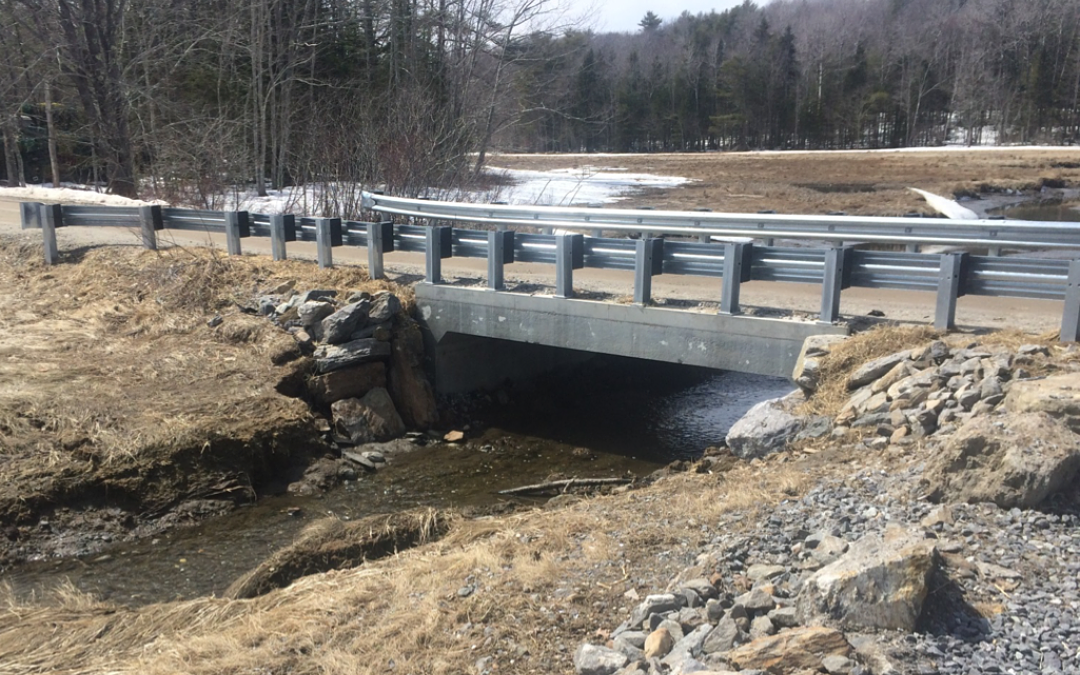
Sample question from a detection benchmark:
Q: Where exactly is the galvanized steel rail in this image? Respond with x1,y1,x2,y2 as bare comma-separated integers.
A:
17,200,1080,342
360,192,1080,249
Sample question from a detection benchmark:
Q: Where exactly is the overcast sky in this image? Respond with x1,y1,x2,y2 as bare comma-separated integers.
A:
591,1,747,33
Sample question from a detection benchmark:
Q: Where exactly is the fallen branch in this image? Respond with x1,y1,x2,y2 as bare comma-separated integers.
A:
497,477,631,496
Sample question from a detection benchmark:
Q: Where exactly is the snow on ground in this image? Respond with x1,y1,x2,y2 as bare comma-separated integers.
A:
0,184,163,206
490,144,1080,159
483,166,691,205
211,167,693,213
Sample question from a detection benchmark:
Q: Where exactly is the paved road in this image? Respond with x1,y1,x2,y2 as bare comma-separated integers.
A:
0,195,1065,334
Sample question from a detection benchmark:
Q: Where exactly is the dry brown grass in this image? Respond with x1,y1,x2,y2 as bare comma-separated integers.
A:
490,148,1080,214
0,234,410,524
0,458,823,675
802,324,942,417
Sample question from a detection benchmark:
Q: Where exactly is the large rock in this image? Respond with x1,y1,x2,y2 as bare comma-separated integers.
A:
308,362,386,406
331,388,406,443
847,350,909,390
387,316,438,429
320,300,371,345
923,411,1080,508
725,391,804,459
369,291,403,322
725,626,852,673
792,334,849,393
297,300,335,327
1005,374,1080,432
796,526,936,632
573,644,628,675
314,338,391,374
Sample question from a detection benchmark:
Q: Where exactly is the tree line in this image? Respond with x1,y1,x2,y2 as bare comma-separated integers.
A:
0,0,1077,209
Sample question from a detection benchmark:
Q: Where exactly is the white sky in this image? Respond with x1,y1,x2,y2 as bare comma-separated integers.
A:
590,0,747,33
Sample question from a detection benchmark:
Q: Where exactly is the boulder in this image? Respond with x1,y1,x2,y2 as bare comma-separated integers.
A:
320,300,371,345
573,644,628,675
297,300,335,327
725,626,852,673
1005,374,1080,432
923,411,1080,508
700,616,745,654
726,392,804,460
659,624,712,672
369,291,403,322
792,334,848,393
795,526,936,632
331,388,406,443
847,351,909,390
314,338,391,374
643,627,675,658
629,594,682,628
387,316,438,429
308,362,386,406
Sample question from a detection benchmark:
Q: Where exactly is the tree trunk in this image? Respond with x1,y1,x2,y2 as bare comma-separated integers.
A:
45,80,61,187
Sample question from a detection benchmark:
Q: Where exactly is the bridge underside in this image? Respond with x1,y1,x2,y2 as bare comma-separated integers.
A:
414,285,849,394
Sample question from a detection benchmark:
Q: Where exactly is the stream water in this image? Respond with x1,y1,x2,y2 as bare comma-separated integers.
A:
3,356,792,607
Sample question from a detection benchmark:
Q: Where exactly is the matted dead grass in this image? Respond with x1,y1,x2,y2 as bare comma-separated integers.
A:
490,148,1080,214
0,234,409,525
0,456,825,675
802,324,942,417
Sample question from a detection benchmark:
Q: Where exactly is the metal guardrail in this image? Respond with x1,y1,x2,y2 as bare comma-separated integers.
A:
17,200,1080,342
360,192,1080,249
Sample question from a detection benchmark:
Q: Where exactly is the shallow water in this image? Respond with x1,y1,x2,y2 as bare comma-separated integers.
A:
4,357,791,606
992,201,1080,222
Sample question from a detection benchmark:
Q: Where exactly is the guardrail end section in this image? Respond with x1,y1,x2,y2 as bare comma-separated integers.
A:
20,202,43,229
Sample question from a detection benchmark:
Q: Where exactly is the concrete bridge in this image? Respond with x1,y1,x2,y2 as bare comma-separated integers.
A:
15,195,1080,395
415,283,847,393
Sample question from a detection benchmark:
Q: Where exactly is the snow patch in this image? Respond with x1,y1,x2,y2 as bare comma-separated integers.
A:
0,184,164,207
485,166,691,205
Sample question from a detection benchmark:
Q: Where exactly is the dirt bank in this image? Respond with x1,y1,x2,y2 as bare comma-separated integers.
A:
0,233,408,562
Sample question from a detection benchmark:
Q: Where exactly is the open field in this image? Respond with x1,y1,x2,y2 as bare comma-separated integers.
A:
489,148,1080,214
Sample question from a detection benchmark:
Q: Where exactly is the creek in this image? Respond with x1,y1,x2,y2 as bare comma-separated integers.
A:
3,356,792,607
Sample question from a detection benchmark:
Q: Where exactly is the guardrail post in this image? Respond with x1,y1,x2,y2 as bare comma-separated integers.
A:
555,233,584,298
935,252,968,330
487,230,514,291
225,211,250,256
987,246,1002,257
1062,260,1080,342
366,221,385,279
720,242,748,315
39,203,62,265
634,238,664,305
316,217,342,268
819,246,852,323
270,214,296,261
425,226,452,283
20,202,42,229
138,205,163,250
905,243,920,253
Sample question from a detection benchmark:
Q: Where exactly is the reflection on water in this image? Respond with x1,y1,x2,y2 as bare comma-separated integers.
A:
4,355,791,605
994,202,1080,222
